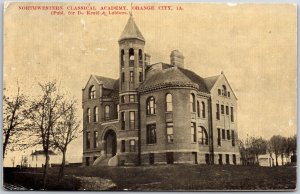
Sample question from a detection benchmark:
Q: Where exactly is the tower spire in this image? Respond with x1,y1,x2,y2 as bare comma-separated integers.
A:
130,2,133,16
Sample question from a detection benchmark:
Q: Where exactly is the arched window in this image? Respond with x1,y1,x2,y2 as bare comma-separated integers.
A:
190,93,195,112
197,101,200,117
87,108,91,123
146,96,156,115
89,85,96,99
121,49,125,67
199,126,208,145
222,85,227,96
94,106,99,122
104,105,110,120
129,48,134,66
139,49,143,60
201,101,205,118
166,93,173,112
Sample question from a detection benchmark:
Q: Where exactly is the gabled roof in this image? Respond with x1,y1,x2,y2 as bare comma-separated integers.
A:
139,65,209,93
93,75,117,90
119,16,145,42
204,75,220,91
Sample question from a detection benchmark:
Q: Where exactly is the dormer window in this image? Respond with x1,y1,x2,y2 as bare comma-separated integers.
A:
222,85,227,96
89,85,96,99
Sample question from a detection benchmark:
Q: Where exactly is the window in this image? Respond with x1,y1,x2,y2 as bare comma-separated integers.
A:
139,72,143,82
218,89,221,95
89,86,96,99
226,154,230,164
197,101,200,117
138,49,143,66
201,101,206,118
122,72,125,82
216,104,220,120
231,130,235,146
218,154,222,165
217,128,221,146
190,93,195,112
117,104,119,120
228,91,230,97
222,85,227,96
86,132,90,149
130,71,134,82
226,106,229,115
87,108,91,123
130,140,135,152
94,106,98,122
121,140,125,152
166,93,173,112
233,154,236,165
129,111,135,130
231,107,234,122
166,122,174,143
149,153,154,165
121,95,125,103
93,131,98,148
129,48,134,66
129,95,135,102
121,49,125,67
221,105,224,114
191,122,196,142
227,130,230,140
222,129,225,140
205,154,210,164
121,112,125,130
104,105,110,120
147,124,156,144
198,126,208,145
146,96,156,115
86,157,90,166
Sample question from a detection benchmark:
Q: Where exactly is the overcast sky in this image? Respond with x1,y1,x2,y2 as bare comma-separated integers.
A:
4,3,296,164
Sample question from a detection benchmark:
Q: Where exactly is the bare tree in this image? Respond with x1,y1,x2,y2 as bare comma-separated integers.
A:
269,135,283,166
10,156,16,167
3,85,28,158
51,100,81,179
249,137,268,164
27,81,70,188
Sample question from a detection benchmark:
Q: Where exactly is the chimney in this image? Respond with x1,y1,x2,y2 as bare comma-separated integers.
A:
170,50,184,68
144,53,151,66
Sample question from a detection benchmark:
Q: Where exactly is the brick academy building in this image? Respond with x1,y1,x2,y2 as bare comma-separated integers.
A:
82,16,240,166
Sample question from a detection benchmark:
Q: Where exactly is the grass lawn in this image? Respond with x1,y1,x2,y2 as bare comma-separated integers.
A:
4,164,296,191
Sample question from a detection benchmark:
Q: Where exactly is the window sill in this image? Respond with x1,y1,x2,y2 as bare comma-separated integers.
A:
146,143,157,146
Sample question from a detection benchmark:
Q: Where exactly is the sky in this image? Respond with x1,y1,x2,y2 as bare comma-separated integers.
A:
3,3,297,165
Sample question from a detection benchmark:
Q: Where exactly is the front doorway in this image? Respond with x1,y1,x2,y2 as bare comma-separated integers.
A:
104,130,117,157
192,152,198,164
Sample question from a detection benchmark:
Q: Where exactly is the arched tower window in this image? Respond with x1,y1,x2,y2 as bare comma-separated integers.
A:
146,96,156,115
121,49,125,67
197,101,200,117
129,48,134,67
105,105,110,120
89,85,96,99
222,85,227,96
190,93,195,112
166,93,173,112
138,49,143,66
201,101,206,118
199,126,208,145
87,108,91,123
94,106,99,122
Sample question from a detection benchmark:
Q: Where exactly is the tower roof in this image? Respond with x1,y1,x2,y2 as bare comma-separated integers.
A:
119,16,145,42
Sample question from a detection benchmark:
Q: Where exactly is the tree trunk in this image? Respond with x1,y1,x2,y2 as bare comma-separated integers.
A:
275,154,278,166
58,150,66,180
42,151,50,188
281,153,284,166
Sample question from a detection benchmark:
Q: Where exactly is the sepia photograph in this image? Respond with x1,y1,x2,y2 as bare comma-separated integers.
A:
2,2,297,191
